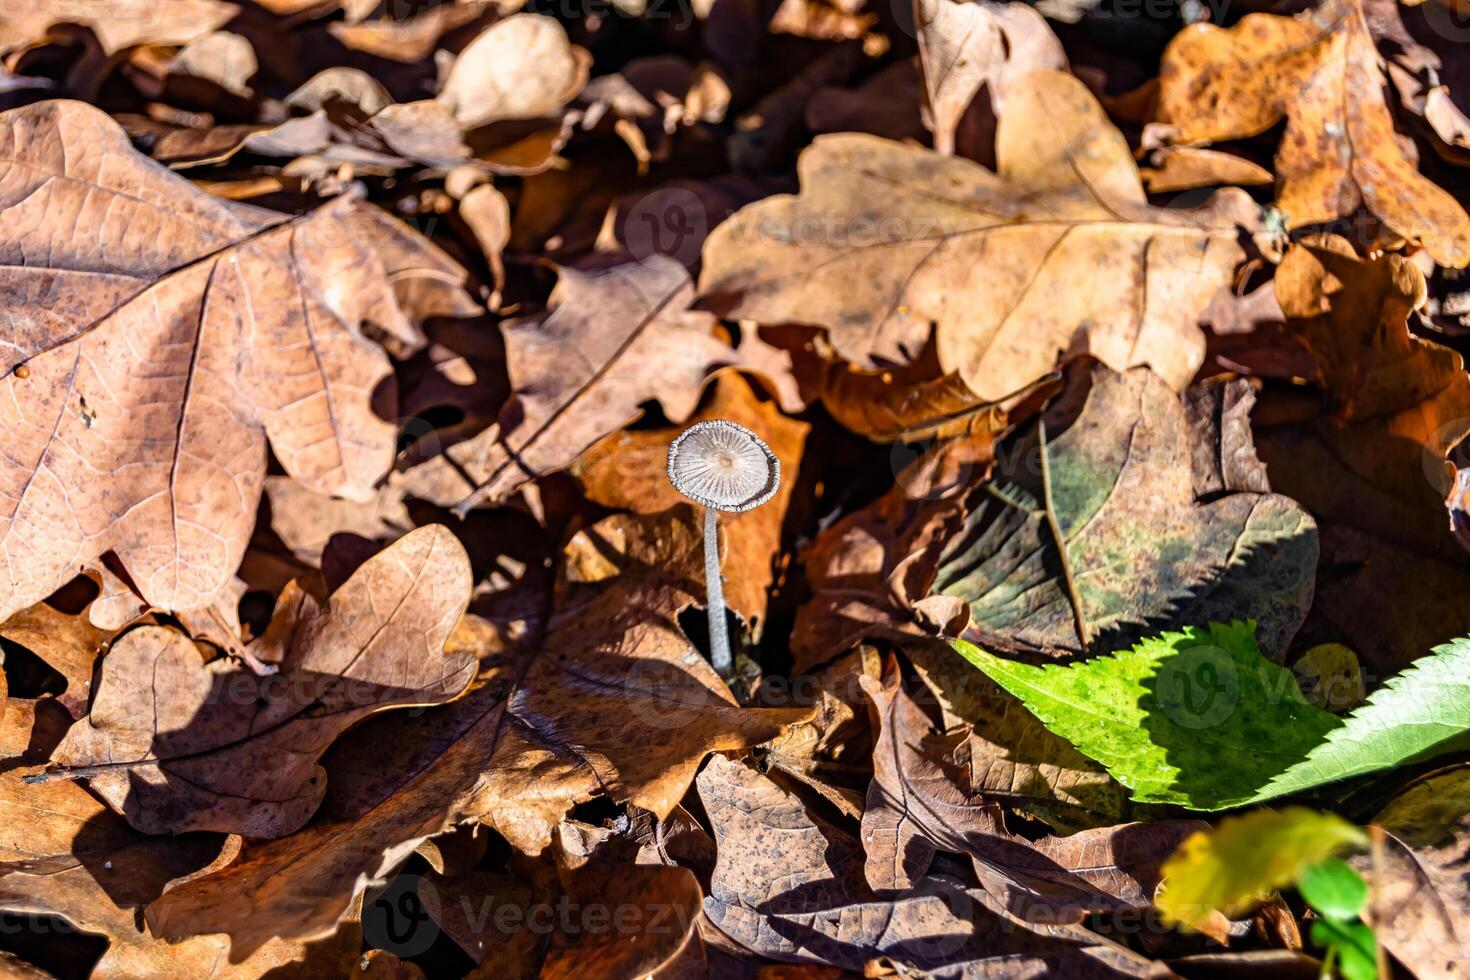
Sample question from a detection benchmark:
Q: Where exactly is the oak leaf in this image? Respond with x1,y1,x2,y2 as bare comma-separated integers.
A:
1156,0,1470,266
0,775,362,978
449,256,751,512
42,524,476,837
915,0,1066,156
0,100,473,625
150,509,808,954
436,15,591,129
699,70,1256,402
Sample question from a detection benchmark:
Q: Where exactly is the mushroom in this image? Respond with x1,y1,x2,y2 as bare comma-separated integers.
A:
667,419,780,677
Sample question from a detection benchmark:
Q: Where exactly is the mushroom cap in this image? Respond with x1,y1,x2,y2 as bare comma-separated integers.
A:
667,419,780,513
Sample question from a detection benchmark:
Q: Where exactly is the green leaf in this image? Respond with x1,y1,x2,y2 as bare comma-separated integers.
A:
1312,918,1379,980
1155,808,1366,929
952,624,1470,809
1298,858,1368,921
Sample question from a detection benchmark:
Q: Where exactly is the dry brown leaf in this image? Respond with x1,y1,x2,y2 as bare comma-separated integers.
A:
437,15,591,130
1359,770,1470,979
328,3,494,63
0,0,236,55
859,656,1005,892
572,373,807,636
700,71,1256,402
1156,0,1470,266
0,775,362,978
42,524,475,837
146,613,536,959
697,754,1163,975
915,0,1066,155
466,506,813,853
0,101,473,625
1256,240,1470,672
1139,147,1274,193
449,256,746,511
0,599,113,718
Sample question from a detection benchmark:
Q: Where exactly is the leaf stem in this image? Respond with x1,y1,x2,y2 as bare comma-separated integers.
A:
1039,419,1090,650
703,505,733,678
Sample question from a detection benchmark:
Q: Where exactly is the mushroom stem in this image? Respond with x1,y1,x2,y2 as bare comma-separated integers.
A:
703,505,733,677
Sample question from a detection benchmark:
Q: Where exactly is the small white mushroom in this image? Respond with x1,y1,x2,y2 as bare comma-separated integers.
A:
667,420,780,676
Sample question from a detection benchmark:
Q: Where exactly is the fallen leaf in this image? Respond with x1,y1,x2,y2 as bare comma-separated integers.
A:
437,15,591,129
933,368,1317,659
700,70,1257,401
0,101,473,624
697,754,1163,976
466,506,813,852
1255,241,1470,673
0,775,362,978
572,373,807,636
449,256,746,511
1156,0,1470,265
956,621,1470,810
1363,770,1470,980
0,598,113,718
914,0,1066,155
1155,808,1366,930
43,524,476,837
1139,147,1274,194
0,0,236,56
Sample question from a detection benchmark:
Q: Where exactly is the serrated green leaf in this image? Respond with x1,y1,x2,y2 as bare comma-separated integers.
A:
1155,808,1366,928
952,624,1470,810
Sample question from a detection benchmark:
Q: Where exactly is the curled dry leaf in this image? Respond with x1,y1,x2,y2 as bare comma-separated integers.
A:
437,14,591,129
700,71,1256,402
1156,0,1470,266
914,0,1066,156
0,597,114,718
696,755,1163,976
0,101,474,625
44,524,476,838
449,257,748,512
573,373,807,636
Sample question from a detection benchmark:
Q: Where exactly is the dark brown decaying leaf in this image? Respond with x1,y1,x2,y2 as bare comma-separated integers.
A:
932,368,1317,660
700,70,1256,402
0,101,473,625
44,524,476,837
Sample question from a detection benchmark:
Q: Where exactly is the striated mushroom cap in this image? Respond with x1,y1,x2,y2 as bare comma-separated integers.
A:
667,419,780,513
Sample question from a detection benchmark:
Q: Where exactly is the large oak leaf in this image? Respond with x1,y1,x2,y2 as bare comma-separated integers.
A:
0,101,473,624
699,70,1255,402
1156,0,1470,266
42,524,476,837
